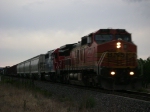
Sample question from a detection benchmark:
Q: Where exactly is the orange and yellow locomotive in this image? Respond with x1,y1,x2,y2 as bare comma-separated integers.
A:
61,29,139,90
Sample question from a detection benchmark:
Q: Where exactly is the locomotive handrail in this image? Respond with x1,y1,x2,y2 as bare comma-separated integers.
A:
97,52,107,75
98,52,107,66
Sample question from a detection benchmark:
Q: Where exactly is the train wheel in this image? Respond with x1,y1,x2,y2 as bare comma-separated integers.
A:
41,74,45,81
92,76,98,87
64,74,69,84
65,74,69,84
92,80,97,87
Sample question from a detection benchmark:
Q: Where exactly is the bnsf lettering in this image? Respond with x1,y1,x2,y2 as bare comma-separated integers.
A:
108,53,125,58
107,53,136,59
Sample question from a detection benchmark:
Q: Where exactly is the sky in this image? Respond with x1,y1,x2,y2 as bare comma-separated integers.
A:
0,0,150,67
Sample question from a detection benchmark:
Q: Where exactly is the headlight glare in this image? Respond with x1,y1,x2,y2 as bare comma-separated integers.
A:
110,71,115,76
116,42,121,48
130,71,134,76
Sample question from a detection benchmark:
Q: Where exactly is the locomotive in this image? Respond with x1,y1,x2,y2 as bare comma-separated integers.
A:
1,29,140,90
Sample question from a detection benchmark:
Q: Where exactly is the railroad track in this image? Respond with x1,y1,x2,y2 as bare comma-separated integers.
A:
37,79,150,102
66,84,150,102
2,75,150,102
114,90,150,101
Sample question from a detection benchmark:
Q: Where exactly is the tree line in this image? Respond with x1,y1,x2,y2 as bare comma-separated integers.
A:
138,57,150,88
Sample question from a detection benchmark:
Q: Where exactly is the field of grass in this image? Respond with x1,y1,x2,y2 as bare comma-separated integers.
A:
0,77,98,112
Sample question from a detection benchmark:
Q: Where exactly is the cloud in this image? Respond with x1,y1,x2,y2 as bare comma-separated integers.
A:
1,0,149,31
0,28,93,50
131,28,150,59
1,0,127,30
123,0,149,2
0,0,150,66
0,28,94,66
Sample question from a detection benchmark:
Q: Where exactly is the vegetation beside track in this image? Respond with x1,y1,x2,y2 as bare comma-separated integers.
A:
138,57,150,88
0,76,97,112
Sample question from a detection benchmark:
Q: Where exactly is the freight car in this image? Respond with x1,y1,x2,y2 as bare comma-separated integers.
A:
1,65,17,76
17,54,45,79
2,29,140,90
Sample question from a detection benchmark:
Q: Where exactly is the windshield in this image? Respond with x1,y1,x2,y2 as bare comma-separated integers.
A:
95,35,112,44
116,35,131,42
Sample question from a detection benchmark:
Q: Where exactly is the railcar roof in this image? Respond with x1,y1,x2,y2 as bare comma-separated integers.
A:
59,43,76,50
17,54,45,64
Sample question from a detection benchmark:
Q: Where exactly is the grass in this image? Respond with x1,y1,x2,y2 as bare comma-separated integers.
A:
0,76,99,112
78,95,96,111
137,88,150,93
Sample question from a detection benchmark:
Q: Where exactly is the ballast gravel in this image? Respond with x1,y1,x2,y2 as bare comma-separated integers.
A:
34,80,150,112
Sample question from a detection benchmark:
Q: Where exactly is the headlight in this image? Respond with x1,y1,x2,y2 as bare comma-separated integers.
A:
110,71,115,76
116,42,121,48
129,71,134,76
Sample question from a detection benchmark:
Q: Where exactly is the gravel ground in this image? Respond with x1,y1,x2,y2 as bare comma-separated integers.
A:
34,80,150,112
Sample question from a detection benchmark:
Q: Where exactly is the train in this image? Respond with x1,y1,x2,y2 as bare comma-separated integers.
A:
1,29,141,90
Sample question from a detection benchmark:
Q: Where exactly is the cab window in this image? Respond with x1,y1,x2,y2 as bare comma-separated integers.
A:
94,35,112,44
116,35,131,42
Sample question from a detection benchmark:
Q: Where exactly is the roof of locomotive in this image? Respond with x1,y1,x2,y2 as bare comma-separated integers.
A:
81,29,130,39
94,29,129,34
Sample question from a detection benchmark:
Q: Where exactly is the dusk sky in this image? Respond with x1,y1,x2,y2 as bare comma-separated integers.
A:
0,0,150,67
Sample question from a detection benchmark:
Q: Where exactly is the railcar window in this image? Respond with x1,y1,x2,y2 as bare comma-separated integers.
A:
116,35,131,42
95,35,112,44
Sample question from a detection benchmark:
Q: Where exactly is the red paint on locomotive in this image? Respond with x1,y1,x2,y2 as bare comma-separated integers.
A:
59,29,140,90
64,29,137,70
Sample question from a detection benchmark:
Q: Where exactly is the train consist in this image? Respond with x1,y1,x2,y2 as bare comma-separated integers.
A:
1,29,141,90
